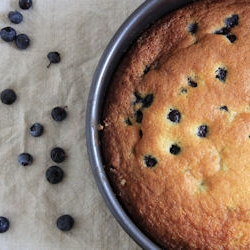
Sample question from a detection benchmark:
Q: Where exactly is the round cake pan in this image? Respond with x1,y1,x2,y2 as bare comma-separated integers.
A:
86,0,195,249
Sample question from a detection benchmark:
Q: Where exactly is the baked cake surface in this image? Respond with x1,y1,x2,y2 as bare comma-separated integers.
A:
101,0,250,248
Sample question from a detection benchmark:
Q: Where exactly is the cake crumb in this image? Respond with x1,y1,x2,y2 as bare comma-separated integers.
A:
121,179,126,186
97,124,104,130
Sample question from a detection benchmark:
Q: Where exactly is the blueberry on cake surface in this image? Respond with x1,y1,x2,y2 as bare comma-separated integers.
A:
188,22,198,34
144,155,157,168
220,105,228,112
187,77,198,87
167,109,181,123
169,144,181,155
101,0,250,249
224,14,239,28
215,67,227,82
197,125,209,138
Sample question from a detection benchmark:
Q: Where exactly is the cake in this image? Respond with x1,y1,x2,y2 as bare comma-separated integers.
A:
101,0,250,249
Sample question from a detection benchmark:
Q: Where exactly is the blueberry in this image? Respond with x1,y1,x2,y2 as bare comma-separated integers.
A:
180,88,188,94
8,11,23,24
46,166,64,184
15,34,30,49
215,67,227,82
170,144,181,155
143,65,150,75
167,109,181,123
0,217,9,233
144,155,157,168
51,106,67,121
135,110,143,123
19,0,32,10
197,125,208,138
134,92,143,104
214,27,230,35
225,14,239,29
18,153,33,166
0,27,16,42
30,123,44,137
139,129,143,138
51,147,66,163
187,77,198,87
125,118,132,126
47,52,61,68
1,89,16,105
142,94,154,108
57,215,74,231
220,105,228,112
226,33,236,43
188,22,198,34
134,92,154,108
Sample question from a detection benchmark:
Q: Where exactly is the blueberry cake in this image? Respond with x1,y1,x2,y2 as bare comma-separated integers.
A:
101,0,250,248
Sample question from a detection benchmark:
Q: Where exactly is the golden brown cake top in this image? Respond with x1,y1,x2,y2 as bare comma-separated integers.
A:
101,0,250,248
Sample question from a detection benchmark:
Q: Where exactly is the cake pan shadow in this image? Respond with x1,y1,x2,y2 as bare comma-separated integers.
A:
86,0,194,249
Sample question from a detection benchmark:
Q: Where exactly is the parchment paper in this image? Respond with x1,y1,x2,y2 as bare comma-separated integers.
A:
0,0,143,249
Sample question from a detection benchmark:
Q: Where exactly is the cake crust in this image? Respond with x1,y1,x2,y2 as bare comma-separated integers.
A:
101,0,250,248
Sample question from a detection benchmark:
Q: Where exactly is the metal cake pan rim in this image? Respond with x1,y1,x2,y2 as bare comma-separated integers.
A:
86,0,195,249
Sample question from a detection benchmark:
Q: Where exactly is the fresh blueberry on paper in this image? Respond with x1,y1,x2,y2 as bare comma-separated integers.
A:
46,166,64,184
15,34,30,49
57,215,74,231
47,52,61,68
18,153,33,166
0,217,9,233
19,0,32,10
0,89,16,105
30,123,44,137
0,27,16,42
51,106,67,121
8,11,23,24
51,147,66,163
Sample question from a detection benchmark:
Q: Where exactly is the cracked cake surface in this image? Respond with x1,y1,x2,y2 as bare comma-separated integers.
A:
101,0,250,248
